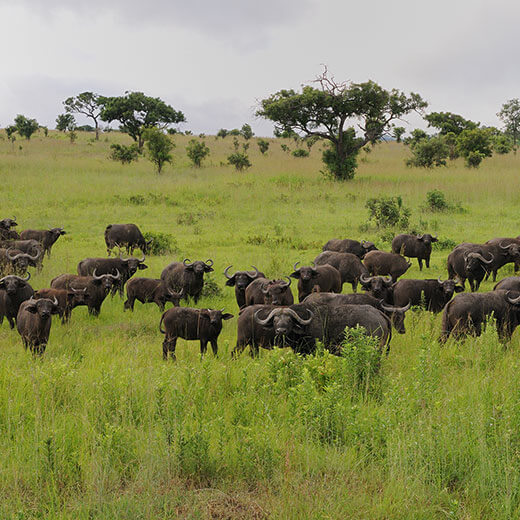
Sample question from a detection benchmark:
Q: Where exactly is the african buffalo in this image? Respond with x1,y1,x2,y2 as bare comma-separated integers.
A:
160,307,233,360
392,278,464,312
440,290,520,342
105,223,152,256
363,251,411,281
0,273,34,328
244,277,294,306
484,238,520,280
0,218,19,240
322,239,378,259
391,233,438,270
51,270,120,316
224,265,265,308
359,274,394,302
34,287,88,324
290,262,342,302
124,278,183,311
17,297,60,355
161,259,214,303
20,228,66,257
447,245,494,291
0,248,40,275
313,251,368,292
494,277,520,292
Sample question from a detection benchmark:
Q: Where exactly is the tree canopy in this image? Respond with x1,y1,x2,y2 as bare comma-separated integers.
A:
497,99,520,154
63,92,102,140
14,114,39,140
424,112,477,135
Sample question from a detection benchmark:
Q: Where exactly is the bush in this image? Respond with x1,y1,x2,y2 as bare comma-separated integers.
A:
186,139,210,167
493,134,512,154
365,196,410,228
142,232,178,255
227,152,251,171
426,189,449,211
456,128,493,168
257,138,269,155
406,136,449,168
109,143,139,164
143,127,174,174
292,148,309,158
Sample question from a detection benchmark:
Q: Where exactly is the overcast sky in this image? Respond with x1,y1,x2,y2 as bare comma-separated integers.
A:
1,0,518,136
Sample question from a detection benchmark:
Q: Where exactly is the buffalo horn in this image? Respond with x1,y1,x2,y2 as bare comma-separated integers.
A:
27,248,41,261
224,265,233,279
293,261,300,271
6,248,22,261
250,266,260,278
360,273,373,284
183,258,193,267
507,293,520,305
280,276,292,288
205,259,214,267
416,234,424,239
254,308,281,326
381,301,411,312
284,307,313,325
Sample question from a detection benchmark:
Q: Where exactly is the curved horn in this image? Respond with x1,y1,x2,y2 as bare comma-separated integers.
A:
360,273,373,284
284,307,313,325
384,275,393,283
474,252,494,264
27,248,41,261
109,269,121,280
71,286,87,293
183,258,193,267
224,265,233,279
14,272,30,282
93,269,103,280
293,261,300,271
6,248,23,261
438,276,444,284
52,296,59,307
137,253,146,262
463,250,470,260
507,292,520,305
381,301,411,312
499,241,511,250
250,265,260,278
416,234,424,239
280,276,292,288
205,259,213,267
254,308,281,326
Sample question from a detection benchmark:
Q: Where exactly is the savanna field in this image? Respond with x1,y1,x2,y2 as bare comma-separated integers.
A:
2,131,520,519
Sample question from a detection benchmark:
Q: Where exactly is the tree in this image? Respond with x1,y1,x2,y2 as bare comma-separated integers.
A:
56,113,76,132
393,126,406,143
100,92,185,150
406,135,449,168
257,138,270,154
186,139,210,167
424,112,477,136
240,123,254,140
64,92,103,140
109,143,140,164
228,152,251,171
257,68,426,180
14,115,39,140
143,127,174,174
456,128,493,168
216,128,228,138
5,125,16,148
497,99,520,154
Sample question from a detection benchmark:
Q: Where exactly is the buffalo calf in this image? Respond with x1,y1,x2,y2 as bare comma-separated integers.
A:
124,277,183,311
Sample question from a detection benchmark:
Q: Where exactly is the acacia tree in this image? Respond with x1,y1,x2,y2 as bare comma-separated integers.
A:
100,92,185,150
14,115,39,140
497,99,520,154
392,126,405,143
257,68,426,180
424,112,477,135
63,92,103,140
56,113,76,132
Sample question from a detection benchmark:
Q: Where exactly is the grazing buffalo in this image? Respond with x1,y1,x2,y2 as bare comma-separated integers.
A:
494,277,520,292
313,251,368,292
391,233,438,270
359,274,394,302
322,239,378,259
290,262,342,302
447,245,494,291
0,239,42,257
0,218,19,240
34,287,88,324
77,255,148,297
17,297,59,355
224,265,265,308
484,238,520,281
244,277,294,306
105,224,152,256
392,278,464,313
160,307,233,360
440,290,520,342
51,271,120,316
161,259,214,303
124,278,183,311
363,251,411,281
0,273,34,328
20,228,66,257
0,248,40,275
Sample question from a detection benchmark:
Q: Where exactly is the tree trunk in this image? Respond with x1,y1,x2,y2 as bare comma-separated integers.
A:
95,120,99,141
138,135,144,150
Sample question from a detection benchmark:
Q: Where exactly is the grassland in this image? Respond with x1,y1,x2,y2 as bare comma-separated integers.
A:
1,130,520,519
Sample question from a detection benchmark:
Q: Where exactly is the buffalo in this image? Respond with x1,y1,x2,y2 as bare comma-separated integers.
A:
392,278,464,312
51,270,120,316
363,251,411,281
313,251,368,292
0,273,34,328
440,290,520,342
322,239,378,259
391,233,438,270
124,278,183,311
160,307,233,360
105,223,152,256
359,274,394,302
224,265,265,308
0,218,19,240
494,277,520,292
244,277,294,306
17,297,60,355
34,287,88,324
161,259,214,303
447,245,494,291
484,238,520,281
20,227,66,257
290,262,342,302
0,248,40,275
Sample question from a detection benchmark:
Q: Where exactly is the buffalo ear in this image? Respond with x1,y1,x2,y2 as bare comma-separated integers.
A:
455,285,464,293
289,272,300,279
138,263,148,270
225,277,236,287
431,237,438,242
222,313,234,320
204,265,214,273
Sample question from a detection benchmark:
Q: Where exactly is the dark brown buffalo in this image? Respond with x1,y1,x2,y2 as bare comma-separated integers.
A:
359,274,394,302
313,251,368,292
233,304,280,357
160,307,233,360
391,233,438,270
363,251,411,281
124,278,183,311
322,239,378,259
17,297,60,355
440,290,520,342
224,265,265,308
0,248,40,275
34,287,88,323
20,228,66,257
244,277,294,306
161,259,214,303
392,278,464,313
484,238,520,280
303,291,410,333
494,277,520,292
290,262,342,302
447,244,494,291
0,218,19,240
0,239,42,259
105,223,152,256
0,273,34,328
51,271,120,316
77,255,148,297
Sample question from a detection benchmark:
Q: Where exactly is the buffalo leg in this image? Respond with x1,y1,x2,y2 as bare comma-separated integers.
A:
124,297,134,311
200,339,208,358
351,280,358,293
425,256,430,269
210,339,218,356
7,316,15,329
232,341,247,358
418,258,423,271
163,337,177,361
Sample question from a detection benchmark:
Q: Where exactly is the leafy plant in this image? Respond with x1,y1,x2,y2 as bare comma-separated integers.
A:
426,189,449,212
365,195,410,228
142,231,178,255
228,152,251,171
186,139,210,167
257,138,270,155
143,127,174,174
292,148,309,158
109,143,140,164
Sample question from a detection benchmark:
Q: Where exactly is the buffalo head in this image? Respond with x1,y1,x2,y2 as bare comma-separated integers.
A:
24,296,59,320
254,307,313,336
184,258,214,277
261,277,292,305
417,233,438,246
360,274,394,299
0,272,30,295
224,265,261,290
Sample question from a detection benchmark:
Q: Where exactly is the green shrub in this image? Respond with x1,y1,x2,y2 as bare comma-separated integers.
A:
186,139,210,167
433,237,457,250
257,138,270,155
426,189,449,211
142,231,178,255
227,152,251,171
292,148,309,158
406,136,449,168
366,195,410,228
109,143,139,164
201,274,223,297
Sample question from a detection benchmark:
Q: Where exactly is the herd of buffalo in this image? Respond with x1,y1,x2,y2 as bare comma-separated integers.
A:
2,217,520,359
